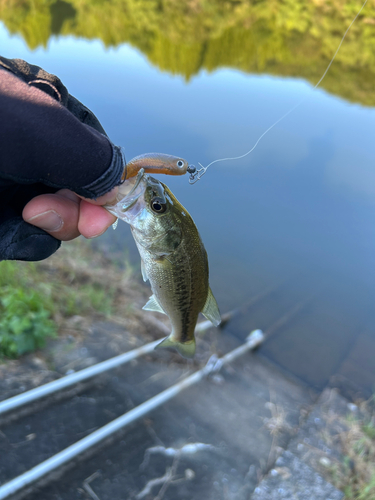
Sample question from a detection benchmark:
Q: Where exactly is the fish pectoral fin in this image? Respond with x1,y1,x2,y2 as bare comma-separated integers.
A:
142,295,166,315
202,288,221,327
155,335,196,359
141,260,148,282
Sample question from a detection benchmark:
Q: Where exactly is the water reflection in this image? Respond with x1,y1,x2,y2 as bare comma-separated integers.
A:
1,0,375,103
50,0,76,36
1,0,374,396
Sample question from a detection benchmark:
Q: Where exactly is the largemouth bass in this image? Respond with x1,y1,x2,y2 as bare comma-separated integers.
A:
106,169,221,358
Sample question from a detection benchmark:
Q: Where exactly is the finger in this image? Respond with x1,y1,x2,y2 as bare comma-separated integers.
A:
79,186,119,206
23,189,81,241
78,199,117,239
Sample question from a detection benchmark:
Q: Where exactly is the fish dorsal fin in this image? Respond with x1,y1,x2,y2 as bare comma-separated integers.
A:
141,260,148,282
156,335,196,358
202,288,221,326
143,295,166,315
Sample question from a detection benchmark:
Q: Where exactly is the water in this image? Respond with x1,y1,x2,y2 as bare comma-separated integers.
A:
1,2,374,395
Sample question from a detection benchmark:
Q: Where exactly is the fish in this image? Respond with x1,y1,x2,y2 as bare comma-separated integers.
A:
106,169,221,358
121,153,190,182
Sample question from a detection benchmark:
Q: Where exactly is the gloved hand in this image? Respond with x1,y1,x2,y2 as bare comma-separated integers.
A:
0,57,126,261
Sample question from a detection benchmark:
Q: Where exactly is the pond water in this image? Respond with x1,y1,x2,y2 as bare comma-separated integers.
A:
1,0,374,395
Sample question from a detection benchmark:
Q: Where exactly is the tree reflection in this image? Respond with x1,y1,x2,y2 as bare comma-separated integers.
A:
1,0,374,105
50,0,76,36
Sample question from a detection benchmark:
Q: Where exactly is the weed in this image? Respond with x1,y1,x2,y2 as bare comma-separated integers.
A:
363,421,375,441
0,239,140,358
325,398,375,500
0,286,56,358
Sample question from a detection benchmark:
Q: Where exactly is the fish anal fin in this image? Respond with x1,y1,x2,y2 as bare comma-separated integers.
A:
155,335,196,359
202,287,221,326
142,295,166,315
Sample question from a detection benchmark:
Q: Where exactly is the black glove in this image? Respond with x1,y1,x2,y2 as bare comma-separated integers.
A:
0,57,125,261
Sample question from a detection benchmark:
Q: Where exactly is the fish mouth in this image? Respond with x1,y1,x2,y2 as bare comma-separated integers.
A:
105,168,147,220
119,168,145,211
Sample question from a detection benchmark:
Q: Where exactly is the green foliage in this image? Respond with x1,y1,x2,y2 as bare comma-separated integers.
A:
356,475,375,500
0,244,122,358
0,237,137,359
327,400,375,500
363,421,375,440
1,0,375,104
0,259,37,288
58,283,114,317
0,281,56,358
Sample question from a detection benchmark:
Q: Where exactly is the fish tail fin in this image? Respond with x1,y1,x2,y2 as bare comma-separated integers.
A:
155,335,196,359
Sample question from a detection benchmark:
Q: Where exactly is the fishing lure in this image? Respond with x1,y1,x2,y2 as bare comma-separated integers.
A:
120,152,196,182
112,152,196,230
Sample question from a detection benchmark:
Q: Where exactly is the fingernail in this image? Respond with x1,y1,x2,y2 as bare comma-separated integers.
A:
26,210,63,232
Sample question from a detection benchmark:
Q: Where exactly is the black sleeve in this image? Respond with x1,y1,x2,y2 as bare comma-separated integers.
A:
0,57,125,261
0,61,124,199
0,56,107,135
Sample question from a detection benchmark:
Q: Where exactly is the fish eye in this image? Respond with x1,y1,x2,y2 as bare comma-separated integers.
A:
177,160,184,168
150,197,167,214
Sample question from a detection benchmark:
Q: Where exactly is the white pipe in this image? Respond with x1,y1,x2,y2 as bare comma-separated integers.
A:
0,330,264,500
0,283,275,418
213,329,264,369
0,340,160,417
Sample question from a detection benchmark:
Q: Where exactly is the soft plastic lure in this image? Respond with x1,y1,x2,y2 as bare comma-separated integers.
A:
121,153,196,182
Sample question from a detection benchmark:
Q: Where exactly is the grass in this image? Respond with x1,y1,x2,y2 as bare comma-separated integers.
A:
0,239,139,358
261,392,375,500
0,260,57,357
326,397,375,500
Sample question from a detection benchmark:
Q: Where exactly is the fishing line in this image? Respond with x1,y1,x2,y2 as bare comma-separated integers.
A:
189,0,369,184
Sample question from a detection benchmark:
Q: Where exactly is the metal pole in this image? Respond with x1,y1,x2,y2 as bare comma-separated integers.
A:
0,330,264,500
0,287,272,417
0,340,160,417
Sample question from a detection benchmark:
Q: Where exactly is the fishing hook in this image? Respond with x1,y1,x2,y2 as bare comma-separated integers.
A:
187,163,207,184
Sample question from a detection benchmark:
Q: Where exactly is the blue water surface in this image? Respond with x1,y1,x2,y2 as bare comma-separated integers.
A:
1,22,374,392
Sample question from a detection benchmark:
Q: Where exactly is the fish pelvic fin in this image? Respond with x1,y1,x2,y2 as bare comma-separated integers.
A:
202,287,221,326
155,335,196,359
140,260,148,282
